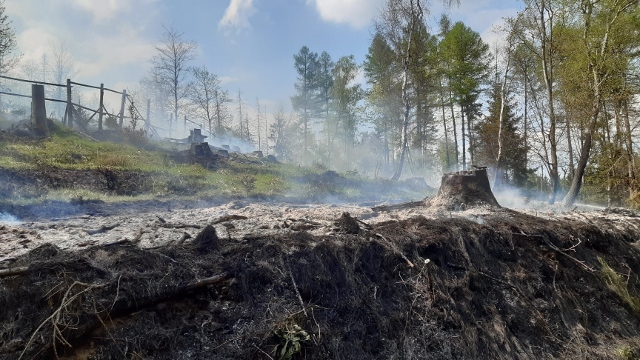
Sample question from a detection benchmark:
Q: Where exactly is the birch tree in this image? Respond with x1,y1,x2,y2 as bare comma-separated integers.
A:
375,0,427,181
151,25,197,137
188,66,230,137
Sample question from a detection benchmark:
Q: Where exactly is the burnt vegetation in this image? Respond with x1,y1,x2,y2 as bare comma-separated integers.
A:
3,207,640,359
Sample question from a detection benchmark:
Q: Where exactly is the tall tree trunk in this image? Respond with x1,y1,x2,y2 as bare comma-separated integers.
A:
495,78,507,189
561,0,628,207
468,109,474,167
623,98,636,198
460,104,466,170
523,70,529,186
537,0,560,204
449,89,459,171
565,115,575,180
562,100,600,206
391,55,412,181
439,80,451,169
391,0,422,181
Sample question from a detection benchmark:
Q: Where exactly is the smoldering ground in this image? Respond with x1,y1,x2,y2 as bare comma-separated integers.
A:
3,193,640,359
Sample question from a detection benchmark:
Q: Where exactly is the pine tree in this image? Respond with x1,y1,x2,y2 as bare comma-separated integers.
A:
474,84,529,188
291,46,320,163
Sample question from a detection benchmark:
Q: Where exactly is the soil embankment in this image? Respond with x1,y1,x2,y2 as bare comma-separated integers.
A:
2,202,640,359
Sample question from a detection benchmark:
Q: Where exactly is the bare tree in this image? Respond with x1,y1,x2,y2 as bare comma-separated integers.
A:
188,65,231,137
0,0,18,75
48,40,78,118
151,24,197,137
0,0,19,112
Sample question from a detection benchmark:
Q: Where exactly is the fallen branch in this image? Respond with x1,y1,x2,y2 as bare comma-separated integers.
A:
162,223,202,229
371,200,426,212
355,218,373,230
288,266,308,317
177,232,192,244
212,214,248,224
516,231,594,272
0,266,28,277
375,233,414,268
182,273,229,292
20,281,107,360
86,223,121,235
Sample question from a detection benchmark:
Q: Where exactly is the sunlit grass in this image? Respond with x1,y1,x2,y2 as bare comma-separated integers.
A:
0,125,428,205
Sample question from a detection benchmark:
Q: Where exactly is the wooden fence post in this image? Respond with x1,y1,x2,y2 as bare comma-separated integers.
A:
118,89,126,129
31,84,48,136
66,79,72,128
145,98,150,132
98,83,104,131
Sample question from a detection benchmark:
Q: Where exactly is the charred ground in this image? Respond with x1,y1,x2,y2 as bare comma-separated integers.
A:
3,206,640,359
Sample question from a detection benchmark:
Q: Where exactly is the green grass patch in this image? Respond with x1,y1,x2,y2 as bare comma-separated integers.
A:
0,125,425,204
599,257,640,315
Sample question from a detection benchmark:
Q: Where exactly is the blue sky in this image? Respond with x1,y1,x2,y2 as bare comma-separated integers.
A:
4,0,522,117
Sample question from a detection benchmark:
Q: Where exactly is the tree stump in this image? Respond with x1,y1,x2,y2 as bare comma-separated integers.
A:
428,168,500,210
190,142,214,158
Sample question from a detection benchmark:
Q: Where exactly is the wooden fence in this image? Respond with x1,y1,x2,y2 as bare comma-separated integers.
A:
0,74,160,138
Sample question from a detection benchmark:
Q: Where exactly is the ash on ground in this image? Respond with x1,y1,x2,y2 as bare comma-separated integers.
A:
2,195,640,359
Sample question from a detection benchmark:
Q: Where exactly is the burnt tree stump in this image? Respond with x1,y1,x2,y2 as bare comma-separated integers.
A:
429,168,500,210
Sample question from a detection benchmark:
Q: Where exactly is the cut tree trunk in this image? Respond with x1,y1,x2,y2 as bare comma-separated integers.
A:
428,168,501,210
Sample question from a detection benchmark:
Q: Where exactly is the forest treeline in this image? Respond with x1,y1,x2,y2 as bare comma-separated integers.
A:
1,0,639,207
137,0,640,208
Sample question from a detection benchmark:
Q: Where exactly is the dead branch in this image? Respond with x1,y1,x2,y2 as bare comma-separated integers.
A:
20,281,107,360
19,272,230,359
86,223,121,235
102,239,132,247
514,231,592,271
182,273,230,292
162,223,202,229
371,200,426,212
0,266,28,277
177,232,192,244
375,233,415,268
355,218,373,230
288,266,308,317
212,214,248,224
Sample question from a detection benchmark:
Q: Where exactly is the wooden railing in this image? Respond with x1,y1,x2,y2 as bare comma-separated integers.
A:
0,74,160,138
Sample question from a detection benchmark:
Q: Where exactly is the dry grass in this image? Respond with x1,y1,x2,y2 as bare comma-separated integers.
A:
599,257,640,315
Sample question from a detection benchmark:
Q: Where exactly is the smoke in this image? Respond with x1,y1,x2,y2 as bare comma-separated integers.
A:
0,212,21,225
208,132,256,153
493,185,533,209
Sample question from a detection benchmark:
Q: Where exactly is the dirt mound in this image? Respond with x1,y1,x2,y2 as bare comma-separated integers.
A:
3,209,640,359
429,168,500,210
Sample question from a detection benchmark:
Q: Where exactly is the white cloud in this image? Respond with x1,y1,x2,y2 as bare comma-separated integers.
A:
219,0,256,31
310,0,385,29
71,0,131,22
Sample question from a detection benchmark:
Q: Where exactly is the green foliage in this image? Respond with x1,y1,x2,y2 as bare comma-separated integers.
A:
474,84,531,188
272,323,310,360
439,22,491,108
